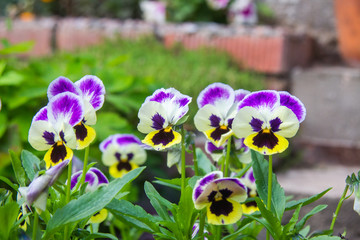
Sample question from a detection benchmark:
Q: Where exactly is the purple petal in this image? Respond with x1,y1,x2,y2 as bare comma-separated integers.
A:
89,168,109,185
269,117,282,132
213,178,247,191
176,96,191,108
47,76,80,100
75,75,105,110
197,83,234,108
147,88,176,103
234,89,250,104
238,90,280,111
114,134,142,146
250,117,263,132
47,159,70,186
99,135,116,152
279,91,306,123
206,141,224,154
48,92,84,126
84,171,97,187
194,171,222,200
70,170,83,190
43,131,55,145
33,107,48,122
151,113,166,130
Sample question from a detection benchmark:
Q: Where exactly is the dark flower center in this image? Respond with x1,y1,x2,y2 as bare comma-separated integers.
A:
252,129,278,150
74,122,88,141
152,127,175,146
51,142,67,163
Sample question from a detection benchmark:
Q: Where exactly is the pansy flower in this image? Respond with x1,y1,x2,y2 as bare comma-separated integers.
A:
137,88,191,150
28,92,84,169
47,76,105,149
194,83,250,147
100,134,147,178
228,0,257,25
239,167,258,214
19,160,69,211
232,90,306,155
71,168,109,223
193,171,247,225
17,211,28,231
206,0,230,10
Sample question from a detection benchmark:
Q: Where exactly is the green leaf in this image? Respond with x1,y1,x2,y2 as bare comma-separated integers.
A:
282,204,302,237
285,188,331,210
254,197,282,239
310,236,341,240
44,167,145,238
83,232,118,240
154,177,181,190
196,148,216,176
251,150,286,220
21,150,41,181
175,185,196,238
0,202,19,240
0,111,7,139
107,199,160,233
0,60,6,76
0,71,24,86
176,115,189,125
295,205,327,231
0,176,18,191
144,181,176,221
9,150,27,186
0,41,34,54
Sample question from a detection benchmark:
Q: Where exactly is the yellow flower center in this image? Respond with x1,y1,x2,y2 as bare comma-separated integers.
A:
220,125,227,130
263,128,271,134
164,126,172,132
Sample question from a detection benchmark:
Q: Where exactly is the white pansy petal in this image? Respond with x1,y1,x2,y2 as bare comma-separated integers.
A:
197,83,235,113
28,120,56,151
194,104,224,132
125,144,147,165
270,106,300,138
83,101,97,125
101,144,119,166
62,122,77,149
138,101,168,133
233,106,266,138
75,75,105,111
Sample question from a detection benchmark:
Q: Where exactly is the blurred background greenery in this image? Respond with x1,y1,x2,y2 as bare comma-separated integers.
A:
0,37,264,183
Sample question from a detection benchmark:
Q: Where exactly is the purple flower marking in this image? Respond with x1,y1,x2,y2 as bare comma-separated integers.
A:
209,114,221,128
194,173,220,200
270,117,282,132
34,107,48,122
239,90,279,111
47,77,79,100
214,178,247,191
279,92,306,123
206,141,224,154
250,117,263,132
241,3,253,17
43,131,55,145
149,90,175,103
49,92,84,126
76,75,105,110
228,118,234,129
99,138,114,152
176,97,191,108
84,171,97,187
234,89,250,104
115,135,142,146
152,113,165,130
198,85,231,108
70,171,82,190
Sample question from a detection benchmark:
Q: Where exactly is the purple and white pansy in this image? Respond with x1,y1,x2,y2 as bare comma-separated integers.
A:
192,171,247,225
19,159,69,211
28,92,84,169
232,90,306,155
228,0,257,26
206,0,230,10
137,88,192,150
100,134,147,178
70,168,109,224
239,167,259,214
47,75,105,149
194,83,250,148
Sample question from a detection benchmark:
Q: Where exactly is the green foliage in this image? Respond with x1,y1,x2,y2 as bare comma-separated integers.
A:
0,201,19,240
9,149,27,187
21,150,41,181
44,167,145,238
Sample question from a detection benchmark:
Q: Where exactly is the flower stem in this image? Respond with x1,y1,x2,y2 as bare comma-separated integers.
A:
32,210,38,240
330,184,349,231
192,143,199,176
215,225,222,240
181,126,186,197
224,137,232,177
64,160,73,240
198,210,206,239
266,154,273,240
79,146,90,187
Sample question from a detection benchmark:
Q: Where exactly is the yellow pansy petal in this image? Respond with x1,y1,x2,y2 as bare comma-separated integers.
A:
74,123,96,150
244,131,289,155
109,162,139,178
89,209,108,224
17,212,27,231
207,199,243,225
44,142,73,169
242,203,259,215
142,127,181,151
204,127,233,148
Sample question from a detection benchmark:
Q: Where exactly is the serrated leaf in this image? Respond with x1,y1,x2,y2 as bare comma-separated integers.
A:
196,148,216,176
251,150,285,220
285,188,331,210
21,150,41,181
44,167,145,238
9,150,27,186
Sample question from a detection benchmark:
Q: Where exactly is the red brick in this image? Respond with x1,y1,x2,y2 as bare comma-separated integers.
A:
0,18,55,56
